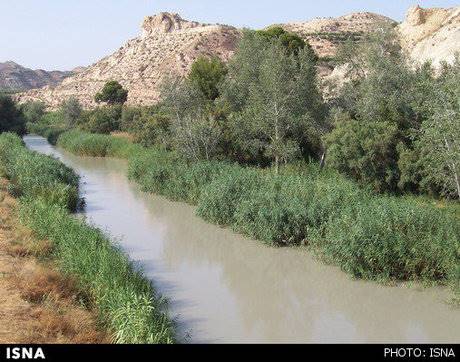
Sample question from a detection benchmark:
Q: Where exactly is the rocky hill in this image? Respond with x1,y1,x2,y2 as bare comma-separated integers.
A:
0,61,72,92
397,5,460,68
16,13,240,108
15,7,460,108
281,12,396,59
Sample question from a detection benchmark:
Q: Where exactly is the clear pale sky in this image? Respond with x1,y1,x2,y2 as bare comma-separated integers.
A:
1,0,458,71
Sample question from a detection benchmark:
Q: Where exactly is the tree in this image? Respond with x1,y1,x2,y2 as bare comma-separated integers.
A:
21,101,46,123
324,116,400,192
326,27,423,192
256,26,316,59
161,77,222,160
0,95,25,135
221,31,325,172
95,81,128,105
413,61,460,199
81,105,122,134
189,56,227,101
125,106,171,148
60,97,82,126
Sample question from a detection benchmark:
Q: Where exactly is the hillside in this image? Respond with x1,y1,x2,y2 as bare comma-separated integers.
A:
281,12,397,59
397,5,460,68
0,61,72,92
15,6,460,108
16,13,240,108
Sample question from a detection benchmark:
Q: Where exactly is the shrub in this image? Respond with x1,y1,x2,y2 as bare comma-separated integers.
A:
21,101,46,124
0,95,26,135
27,111,69,144
81,105,122,134
60,97,83,126
95,81,128,105
325,117,400,192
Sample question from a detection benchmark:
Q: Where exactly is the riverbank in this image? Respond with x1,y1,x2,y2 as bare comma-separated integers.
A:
42,129,459,300
0,179,106,343
0,133,175,343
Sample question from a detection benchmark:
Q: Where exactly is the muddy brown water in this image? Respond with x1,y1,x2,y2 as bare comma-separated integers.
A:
24,135,460,343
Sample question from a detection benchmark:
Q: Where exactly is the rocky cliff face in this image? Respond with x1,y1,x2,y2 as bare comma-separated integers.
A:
16,12,240,108
397,5,460,68
0,61,72,92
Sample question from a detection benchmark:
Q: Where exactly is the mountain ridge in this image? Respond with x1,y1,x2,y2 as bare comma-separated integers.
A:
14,6,460,108
0,61,73,92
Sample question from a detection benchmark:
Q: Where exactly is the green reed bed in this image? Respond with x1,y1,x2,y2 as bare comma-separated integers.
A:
0,132,174,343
54,130,460,297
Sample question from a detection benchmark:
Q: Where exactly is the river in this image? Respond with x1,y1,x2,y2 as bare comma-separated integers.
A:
24,135,460,343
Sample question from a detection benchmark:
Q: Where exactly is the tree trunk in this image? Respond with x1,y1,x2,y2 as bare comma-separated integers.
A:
443,137,460,199
319,149,327,170
275,155,279,175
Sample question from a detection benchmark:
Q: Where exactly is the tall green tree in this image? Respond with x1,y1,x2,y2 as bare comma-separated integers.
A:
60,97,82,126
414,61,460,199
161,77,222,160
95,81,128,105
256,26,316,59
0,95,25,135
189,56,227,101
222,31,325,173
21,101,46,124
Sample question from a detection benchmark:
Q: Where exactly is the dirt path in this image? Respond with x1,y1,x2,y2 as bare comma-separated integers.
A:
0,180,108,343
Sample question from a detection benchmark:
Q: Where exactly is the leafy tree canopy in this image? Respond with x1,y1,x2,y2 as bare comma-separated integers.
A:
188,56,227,101
0,95,26,135
256,26,316,60
95,81,128,105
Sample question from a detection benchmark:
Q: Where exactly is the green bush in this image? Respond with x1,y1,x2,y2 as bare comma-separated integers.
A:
26,111,69,144
57,130,140,158
325,117,400,192
81,105,122,134
0,95,26,135
128,148,229,203
21,101,46,124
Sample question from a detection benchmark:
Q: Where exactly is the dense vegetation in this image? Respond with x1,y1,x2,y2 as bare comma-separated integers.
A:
51,130,460,297
18,27,460,298
0,95,26,135
0,133,174,343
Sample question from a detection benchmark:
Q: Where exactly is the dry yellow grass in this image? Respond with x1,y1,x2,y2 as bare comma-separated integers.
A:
0,179,108,344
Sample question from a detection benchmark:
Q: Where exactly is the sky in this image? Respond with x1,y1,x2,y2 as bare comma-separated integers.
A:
1,0,459,71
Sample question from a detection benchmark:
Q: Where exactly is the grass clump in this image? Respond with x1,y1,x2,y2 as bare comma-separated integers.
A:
310,197,460,281
0,133,79,210
197,167,262,226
